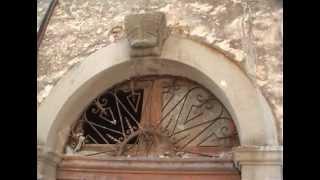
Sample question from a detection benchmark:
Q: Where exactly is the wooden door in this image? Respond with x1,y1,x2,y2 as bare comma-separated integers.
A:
57,156,240,180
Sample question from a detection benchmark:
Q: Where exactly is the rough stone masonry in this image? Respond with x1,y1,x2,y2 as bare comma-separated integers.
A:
37,0,283,144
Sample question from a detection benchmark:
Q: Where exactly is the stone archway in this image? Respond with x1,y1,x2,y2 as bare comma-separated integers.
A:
37,35,282,180
38,35,280,147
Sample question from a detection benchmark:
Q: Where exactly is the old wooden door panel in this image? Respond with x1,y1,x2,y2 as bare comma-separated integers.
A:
57,171,240,180
57,156,240,180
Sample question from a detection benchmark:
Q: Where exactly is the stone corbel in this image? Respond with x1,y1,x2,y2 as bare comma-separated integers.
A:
233,145,283,180
124,12,168,57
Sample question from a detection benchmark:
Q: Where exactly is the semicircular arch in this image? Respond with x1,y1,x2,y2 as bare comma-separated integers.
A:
37,35,278,154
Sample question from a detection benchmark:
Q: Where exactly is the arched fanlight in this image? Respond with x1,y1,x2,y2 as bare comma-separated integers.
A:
66,75,239,157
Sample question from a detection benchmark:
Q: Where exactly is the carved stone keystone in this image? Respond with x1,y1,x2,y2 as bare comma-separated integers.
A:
125,12,168,57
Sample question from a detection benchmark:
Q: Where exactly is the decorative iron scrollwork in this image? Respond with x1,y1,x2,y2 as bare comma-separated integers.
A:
66,76,239,157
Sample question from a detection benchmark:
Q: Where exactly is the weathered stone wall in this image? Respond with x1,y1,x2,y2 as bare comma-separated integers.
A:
37,0,283,143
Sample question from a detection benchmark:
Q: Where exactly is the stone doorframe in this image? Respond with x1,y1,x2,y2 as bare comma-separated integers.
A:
37,35,282,180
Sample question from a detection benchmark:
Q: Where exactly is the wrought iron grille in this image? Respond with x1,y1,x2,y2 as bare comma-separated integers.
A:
66,76,239,157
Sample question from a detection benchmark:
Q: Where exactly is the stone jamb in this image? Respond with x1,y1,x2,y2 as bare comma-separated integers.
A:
233,146,283,180
38,145,62,180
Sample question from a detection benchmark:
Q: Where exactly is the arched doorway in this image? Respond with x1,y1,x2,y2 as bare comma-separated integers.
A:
37,35,282,180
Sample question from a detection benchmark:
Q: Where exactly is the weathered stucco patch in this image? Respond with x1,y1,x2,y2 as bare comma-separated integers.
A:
37,0,283,143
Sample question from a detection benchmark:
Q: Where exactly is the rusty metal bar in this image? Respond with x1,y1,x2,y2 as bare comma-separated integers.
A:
37,0,58,48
